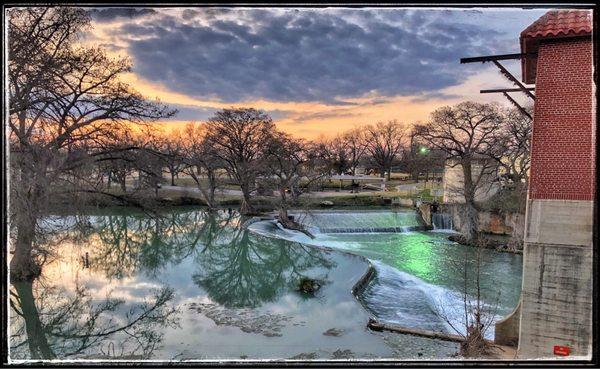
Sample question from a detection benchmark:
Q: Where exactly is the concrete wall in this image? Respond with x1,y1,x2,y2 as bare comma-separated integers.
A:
495,298,521,347
517,199,593,359
524,199,593,246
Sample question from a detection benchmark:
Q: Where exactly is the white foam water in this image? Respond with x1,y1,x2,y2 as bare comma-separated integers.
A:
290,211,425,233
367,261,499,339
432,213,454,231
248,219,500,340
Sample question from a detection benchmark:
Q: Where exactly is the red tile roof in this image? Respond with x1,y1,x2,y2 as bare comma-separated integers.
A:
520,10,592,84
521,10,592,39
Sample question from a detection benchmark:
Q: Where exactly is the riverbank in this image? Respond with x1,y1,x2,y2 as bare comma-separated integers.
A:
447,234,523,255
51,185,433,210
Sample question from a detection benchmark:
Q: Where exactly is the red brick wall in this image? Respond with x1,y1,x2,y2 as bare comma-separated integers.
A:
528,37,595,201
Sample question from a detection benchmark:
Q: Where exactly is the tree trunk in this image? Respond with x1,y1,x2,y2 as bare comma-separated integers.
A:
207,184,217,211
461,160,479,244
239,184,254,215
278,189,289,223
13,281,56,359
278,207,289,225
170,171,175,186
10,214,40,282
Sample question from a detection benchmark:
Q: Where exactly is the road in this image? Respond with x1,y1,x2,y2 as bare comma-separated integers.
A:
158,185,384,198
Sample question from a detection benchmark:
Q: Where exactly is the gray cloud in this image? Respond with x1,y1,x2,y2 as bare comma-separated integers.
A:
89,8,157,22
165,103,292,122
164,104,218,121
106,8,536,104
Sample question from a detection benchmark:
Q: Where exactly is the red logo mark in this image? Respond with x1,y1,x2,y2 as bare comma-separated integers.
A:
553,345,570,356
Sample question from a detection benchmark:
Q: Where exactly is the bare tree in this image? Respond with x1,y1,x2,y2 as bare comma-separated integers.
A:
342,127,368,177
181,122,224,210
8,7,175,281
400,127,445,183
156,130,186,186
415,102,502,243
491,107,532,206
204,108,275,215
434,240,500,358
317,136,352,175
364,120,407,180
263,132,326,228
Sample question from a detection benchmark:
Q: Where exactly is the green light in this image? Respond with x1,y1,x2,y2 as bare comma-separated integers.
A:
419,146,429,154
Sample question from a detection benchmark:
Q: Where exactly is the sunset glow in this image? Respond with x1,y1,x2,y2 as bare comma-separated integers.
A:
81,7,547,139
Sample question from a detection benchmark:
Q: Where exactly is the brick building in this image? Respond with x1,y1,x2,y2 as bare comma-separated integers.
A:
517,10,594,359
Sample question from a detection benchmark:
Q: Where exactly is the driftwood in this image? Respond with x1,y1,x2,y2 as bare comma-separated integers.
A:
367,319,466,343
367,319,513,359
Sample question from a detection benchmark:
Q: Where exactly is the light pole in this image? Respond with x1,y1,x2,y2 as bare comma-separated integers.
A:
419,146,429,190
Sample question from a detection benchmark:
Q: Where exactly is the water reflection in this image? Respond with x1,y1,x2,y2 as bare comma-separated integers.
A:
91,210,237,279
10,280,178,360
10,208,337,360
193,227,334,308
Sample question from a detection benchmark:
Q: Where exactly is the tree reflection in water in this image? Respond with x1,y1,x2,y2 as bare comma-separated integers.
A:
9,208,337,359
91,209,237,279
192,227,335,308
9,281,178,360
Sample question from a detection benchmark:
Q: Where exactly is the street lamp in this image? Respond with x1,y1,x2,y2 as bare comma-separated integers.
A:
418,146,429,189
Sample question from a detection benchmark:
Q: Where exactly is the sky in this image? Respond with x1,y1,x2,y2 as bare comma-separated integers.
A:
83,7,551,139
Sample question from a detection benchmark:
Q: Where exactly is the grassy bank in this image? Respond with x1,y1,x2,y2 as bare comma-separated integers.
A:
50,184,443,211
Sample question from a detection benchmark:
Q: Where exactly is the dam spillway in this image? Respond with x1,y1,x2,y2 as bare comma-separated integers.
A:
290,210,426,234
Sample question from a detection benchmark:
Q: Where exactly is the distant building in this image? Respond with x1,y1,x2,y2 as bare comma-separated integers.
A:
442,156,499,203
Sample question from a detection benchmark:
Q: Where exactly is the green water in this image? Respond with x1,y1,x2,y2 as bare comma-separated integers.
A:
316,232,522,312
9,208,459,361
310,232,522,330
248,214,523,338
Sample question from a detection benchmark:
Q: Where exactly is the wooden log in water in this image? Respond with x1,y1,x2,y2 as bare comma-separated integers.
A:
367,319,466,343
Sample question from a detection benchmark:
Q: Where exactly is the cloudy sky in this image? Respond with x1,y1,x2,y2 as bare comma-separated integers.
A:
83,7,550,139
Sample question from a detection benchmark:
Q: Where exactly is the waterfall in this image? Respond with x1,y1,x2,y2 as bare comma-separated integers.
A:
432,213,453,231
247,218,503,340
290,211,426,233
358,261,498,339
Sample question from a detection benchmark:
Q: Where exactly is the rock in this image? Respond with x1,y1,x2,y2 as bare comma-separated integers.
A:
290,352,318,360
331,349,355,359
320,200,334,207
298,277,321,294
323,328,345,337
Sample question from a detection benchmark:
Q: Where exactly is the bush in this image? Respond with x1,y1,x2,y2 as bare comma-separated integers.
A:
480,188,524,214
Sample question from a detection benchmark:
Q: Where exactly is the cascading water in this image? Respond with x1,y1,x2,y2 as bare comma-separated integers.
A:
432,213,453,231
291,210,425,233
248,210,520,341
359,261,451,332
358,261,500,339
